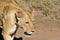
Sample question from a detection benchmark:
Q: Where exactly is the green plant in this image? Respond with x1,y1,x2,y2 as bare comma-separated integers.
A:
43,8,49,16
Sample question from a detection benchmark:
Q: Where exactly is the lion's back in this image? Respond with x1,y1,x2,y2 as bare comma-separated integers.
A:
0,0,7,20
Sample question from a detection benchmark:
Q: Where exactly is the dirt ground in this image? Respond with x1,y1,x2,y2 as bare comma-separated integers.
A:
14,10,60,40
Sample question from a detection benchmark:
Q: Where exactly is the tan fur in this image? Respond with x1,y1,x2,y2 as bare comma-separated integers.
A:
0,0,35,40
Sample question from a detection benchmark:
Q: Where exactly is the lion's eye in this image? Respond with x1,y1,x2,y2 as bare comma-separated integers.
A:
25,22,29,24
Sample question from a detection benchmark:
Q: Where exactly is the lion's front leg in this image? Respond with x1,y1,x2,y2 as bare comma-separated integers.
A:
2,13,17,40
2,33,14,40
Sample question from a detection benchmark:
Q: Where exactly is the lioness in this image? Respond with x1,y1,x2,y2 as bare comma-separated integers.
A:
0,0,35,40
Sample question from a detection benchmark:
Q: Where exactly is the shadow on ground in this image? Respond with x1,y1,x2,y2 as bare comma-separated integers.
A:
14,37,22,40
0,28,4,40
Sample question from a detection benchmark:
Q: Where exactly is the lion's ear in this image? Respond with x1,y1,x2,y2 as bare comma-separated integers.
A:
29,9,35,16
16,11,24,18
31,9,35,16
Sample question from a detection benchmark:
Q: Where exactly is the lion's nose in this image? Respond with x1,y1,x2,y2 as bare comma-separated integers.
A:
31,30,35,32
31,28,35,32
